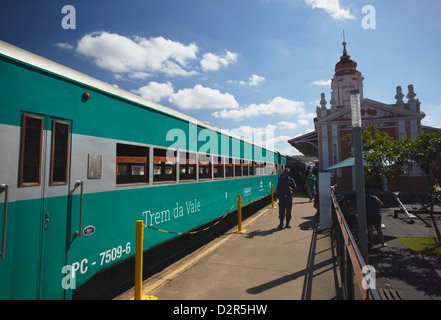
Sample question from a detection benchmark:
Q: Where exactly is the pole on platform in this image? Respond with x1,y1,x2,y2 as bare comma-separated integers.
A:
353,127,369,264
271,185,277,209
133,220,158,300
234,195,247,234
350,90,369,264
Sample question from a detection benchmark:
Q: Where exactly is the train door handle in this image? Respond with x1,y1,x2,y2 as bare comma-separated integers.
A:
1,184,9,260
74,180,84,238
45,212,50,230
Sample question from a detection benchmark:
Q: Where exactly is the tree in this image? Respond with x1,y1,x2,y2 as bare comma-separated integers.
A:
362,125,403,192
342,125,408,192
342,126,441,243
411,132,441,184
408,132,441,244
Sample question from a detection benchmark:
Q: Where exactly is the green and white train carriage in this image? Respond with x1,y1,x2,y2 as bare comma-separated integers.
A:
0,41,286,299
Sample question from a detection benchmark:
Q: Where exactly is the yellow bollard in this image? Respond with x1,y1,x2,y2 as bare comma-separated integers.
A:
133,220,158,300
234,195,247,234
134,220,144,300
271,185,277,209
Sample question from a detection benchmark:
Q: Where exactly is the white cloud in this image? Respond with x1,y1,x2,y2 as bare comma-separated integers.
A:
229,124,276,137
248,74,266,86
169,85,239,110
74,31,199,77
300,112,316,119
132,81,174,102
269,135,293,146
277,116,315,128
277,145,301,156
276,118,315,131
200,50,238,72
305,0,356,20
128,72,152,80
55,42,74,50
297,112,316,126
213,97,305,121
278,121,298,130
311,79,331,86
229,74,266,87
64,31,239,79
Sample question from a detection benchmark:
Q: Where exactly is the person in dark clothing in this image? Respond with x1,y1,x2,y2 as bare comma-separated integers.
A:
275,168,297,229
366,194,387,247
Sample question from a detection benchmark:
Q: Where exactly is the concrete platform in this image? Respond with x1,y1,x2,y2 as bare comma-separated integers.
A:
116,195,341,300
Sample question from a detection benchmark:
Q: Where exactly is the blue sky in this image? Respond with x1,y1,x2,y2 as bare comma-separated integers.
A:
1,0,440,155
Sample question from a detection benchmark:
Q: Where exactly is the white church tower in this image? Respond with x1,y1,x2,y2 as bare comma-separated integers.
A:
330,40,364,109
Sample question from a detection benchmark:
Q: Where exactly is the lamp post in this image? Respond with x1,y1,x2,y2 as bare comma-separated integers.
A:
350,89,369,264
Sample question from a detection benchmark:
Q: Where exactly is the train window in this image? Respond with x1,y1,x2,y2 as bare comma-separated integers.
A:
234,159,242,177
116,143,149,185
225,157,233,178
179,151,196,181
154,148,176,183
250,161,256,176
50,120,70,185
243,160,249,176
19,114,43,186
213,156,224,179
256,162,264,176
269,163,276,175
198,153,211,180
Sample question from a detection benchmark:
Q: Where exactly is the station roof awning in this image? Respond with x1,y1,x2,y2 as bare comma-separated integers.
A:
324,156,356,171
288,131,318,157
324,152,393,171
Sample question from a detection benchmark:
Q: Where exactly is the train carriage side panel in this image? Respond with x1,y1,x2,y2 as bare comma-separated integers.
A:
0,43,279,299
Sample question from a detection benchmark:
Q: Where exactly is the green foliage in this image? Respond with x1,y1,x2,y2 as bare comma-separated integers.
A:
342,125,441,188
355,125,441,243
412,132,441,183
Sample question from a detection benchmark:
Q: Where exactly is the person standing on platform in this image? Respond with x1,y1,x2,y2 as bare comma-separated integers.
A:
306,170,317,202
276,168,297,229
366,194,387,247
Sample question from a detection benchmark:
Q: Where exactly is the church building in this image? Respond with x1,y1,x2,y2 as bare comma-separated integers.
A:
289,41,439,193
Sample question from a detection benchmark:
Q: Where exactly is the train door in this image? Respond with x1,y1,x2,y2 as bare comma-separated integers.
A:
11,114,72,299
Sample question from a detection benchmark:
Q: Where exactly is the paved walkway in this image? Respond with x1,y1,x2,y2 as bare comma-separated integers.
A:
369,205,441,300
116,196,341,300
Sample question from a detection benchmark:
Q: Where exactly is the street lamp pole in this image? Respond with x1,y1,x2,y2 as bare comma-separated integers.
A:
350,89,369,264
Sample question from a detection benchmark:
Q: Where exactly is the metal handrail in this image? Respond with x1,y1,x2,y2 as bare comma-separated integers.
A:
332,193,364,268
1,184,9,259
331,191,381,300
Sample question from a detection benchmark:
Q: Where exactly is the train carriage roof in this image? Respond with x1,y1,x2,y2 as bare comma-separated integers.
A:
0,40,277,155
